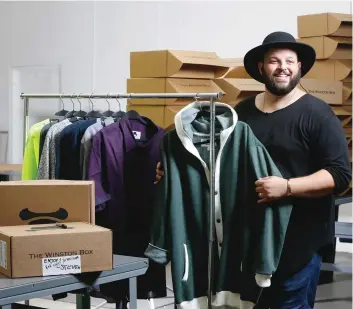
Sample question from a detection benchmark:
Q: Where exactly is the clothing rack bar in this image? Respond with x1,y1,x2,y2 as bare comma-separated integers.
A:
20,92,223,99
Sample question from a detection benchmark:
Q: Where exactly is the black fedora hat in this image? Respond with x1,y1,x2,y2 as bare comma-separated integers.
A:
243,31,316,83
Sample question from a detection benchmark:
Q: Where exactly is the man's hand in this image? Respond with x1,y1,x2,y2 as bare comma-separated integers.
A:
154,162,165,184
255,176,288,204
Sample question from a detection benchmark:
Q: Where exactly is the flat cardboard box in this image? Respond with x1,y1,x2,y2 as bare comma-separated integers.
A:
127,78,224,105
214,78,265,106
0,164,22,173
164,105,186,128
130,50,228,79
0,222,112,278
299,79,343,105
298,13,352,38
219,58,251,78
297,37,352,60
0,180,95,227
304,59,352,81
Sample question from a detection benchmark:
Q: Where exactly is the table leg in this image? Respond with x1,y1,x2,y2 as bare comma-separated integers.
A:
76,292,91,309
129,277,137,309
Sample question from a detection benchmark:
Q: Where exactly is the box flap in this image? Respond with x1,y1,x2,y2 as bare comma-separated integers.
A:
305,59,352,81
332,106,352,116
219,58,251,78
130,50,168,78
0,223,108,237
329,13,352,37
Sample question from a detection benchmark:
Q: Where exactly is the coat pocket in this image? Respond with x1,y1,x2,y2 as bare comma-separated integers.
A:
182,244,189,282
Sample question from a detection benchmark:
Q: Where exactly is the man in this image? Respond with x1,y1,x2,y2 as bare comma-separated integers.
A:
155,31,351,309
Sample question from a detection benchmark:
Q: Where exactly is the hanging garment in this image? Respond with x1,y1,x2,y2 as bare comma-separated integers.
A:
88,115,167,301
37,119,72,179
22,119,50,180
39,122,51,162
58,119,96,180
145,102,293,309
80,117,114,180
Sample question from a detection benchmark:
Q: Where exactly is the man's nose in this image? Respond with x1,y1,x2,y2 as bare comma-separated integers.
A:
278,61,288,71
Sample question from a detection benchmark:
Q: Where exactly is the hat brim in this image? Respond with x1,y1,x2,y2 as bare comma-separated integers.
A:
243,41,316,83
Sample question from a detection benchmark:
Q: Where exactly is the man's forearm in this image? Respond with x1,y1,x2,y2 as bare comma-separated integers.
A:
289,169,335,198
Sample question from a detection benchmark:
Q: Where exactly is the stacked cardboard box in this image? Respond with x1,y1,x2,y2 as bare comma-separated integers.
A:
214,58,265,107
297,13,352,194
127,50,229,128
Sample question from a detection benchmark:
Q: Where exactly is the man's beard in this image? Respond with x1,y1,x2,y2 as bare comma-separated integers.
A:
261,67,301,96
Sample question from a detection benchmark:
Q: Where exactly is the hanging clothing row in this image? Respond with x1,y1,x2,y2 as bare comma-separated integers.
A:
22,104,168,307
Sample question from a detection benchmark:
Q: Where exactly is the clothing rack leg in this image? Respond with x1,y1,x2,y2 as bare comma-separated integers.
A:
23,97,29,154
76,291,91,309
129,277,137,309
207,96,216,309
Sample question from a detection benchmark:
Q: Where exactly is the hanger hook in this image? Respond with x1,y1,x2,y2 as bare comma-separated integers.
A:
88,93,94,110
76,93,83,110
115,94,121,111
105,93,111,111
60,93,65,109
70,94,76,110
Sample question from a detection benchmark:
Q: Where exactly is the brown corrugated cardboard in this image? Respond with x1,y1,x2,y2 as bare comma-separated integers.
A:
299,79,343,105
304,59,352,81
214,78,265,106
127,105,165,128
0,222,112,278
331,106,352,128
130,50,228,79
298,13,352,38
127,78,224,105
164,106,186,128
297,37,352,60
0,164,22,173
0,180,95,227
219,58,251,79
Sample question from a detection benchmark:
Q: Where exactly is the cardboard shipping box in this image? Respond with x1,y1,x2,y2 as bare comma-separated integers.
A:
0,222,112,278
220,58,251,79
331,106,352,128
299,79,343,105
304,59,352,81
127,78,224,105
297,37,352,60
130,50,228,79
214,78,265,106
0,180,95,227
343,82,352,105
298,13,352,38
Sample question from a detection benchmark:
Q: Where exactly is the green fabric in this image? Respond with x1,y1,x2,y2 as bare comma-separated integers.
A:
22,119,50,180
145,112,293,307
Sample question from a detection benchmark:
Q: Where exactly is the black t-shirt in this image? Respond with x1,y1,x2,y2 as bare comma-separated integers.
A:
235,93,351,278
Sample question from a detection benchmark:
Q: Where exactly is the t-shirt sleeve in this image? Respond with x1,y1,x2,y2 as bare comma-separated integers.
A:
144,136,170,265
309,108,351,195
87,132,111,206
245,144,293,287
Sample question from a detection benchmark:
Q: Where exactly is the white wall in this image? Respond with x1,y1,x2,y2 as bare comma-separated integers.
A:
0,1,351,162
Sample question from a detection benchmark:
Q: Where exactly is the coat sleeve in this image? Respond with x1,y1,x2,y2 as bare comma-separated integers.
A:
244,145,293,288
144,136,171,266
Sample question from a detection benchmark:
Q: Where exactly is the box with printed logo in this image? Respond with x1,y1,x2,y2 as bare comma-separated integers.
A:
0,222,112,278
0,180,95,227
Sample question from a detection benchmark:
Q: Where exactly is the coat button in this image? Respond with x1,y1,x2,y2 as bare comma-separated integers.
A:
219,242,222,247
217,218,221,223
215,191,218,195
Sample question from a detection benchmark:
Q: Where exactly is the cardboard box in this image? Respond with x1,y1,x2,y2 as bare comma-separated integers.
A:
0,180,95,227
0,222,112,278
126,105,188,128
299,79,343,105
304,59,352,81
298,13,352,38
331,106,352,128
0,164,22,173
297,37,352,60
127,78,224,105
214,78,265,106
220,58,251,78
130,50,228,79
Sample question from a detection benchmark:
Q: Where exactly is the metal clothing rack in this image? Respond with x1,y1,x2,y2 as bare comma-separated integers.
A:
20,91,223,309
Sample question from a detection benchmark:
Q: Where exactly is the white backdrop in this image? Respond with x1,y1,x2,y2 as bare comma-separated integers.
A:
0,1,351,162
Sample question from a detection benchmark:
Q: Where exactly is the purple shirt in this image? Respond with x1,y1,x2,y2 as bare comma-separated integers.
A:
88,116,166,299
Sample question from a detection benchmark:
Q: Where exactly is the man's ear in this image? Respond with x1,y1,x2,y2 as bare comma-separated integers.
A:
298,61,302,69
258,62,263,75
